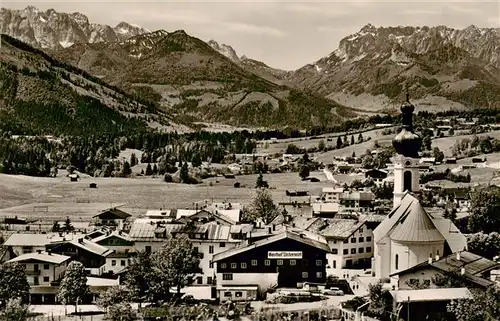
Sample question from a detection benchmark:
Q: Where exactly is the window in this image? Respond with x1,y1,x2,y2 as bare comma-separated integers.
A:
343,249,348,255
197,277,202,285
359,248,364,253
351,238,356,243
265,260,270,266
366,247,372,253
121,260,126,266
302,272,308,278
366,236,372,242
316,272,322,278
277,260,283,266
343,239,348,244
316,260,322,266
112,260,117,266
290,260,296,266
43,276,50,282
223,273,233,280
145,246,152,253
235,291,243,297
231,263,237,269
395,254,399,270
241,262,247,269
207,277,213,284
332,249,338,254
220,242,226,248
404,171,412,192
43,264,49,270
351,248,356,254
358,237,364,243
302,259,308,266
251,260,258,266
360,228,363,233
333,260,337,269
224,292,232,297
221,263,227,269
209,261,214,269
209,245,214,254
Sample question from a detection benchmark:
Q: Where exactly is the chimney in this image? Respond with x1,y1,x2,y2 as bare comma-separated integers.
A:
36,250,42,254
460,267,465,275
456,252,461,261
78,238,84,244
428,257,433,264
435,254,440,261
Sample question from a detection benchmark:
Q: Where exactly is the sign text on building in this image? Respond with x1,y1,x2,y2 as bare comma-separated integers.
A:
267,251,303,259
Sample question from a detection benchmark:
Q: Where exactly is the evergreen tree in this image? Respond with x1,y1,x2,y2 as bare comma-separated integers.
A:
180,162,190,183
351,135,355,145
121,161,132,177
145,163,153,176
64,217,74,232
191,153,202,168
140,169,144,175
255,173,269,188
51,221,61,233
152,163,158,175
336,136,343,149
299,166,310,180
357,133,363,143
130,153,137,167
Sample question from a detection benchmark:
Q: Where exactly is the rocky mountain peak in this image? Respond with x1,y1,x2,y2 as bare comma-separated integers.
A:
207,39,240,62
0,6,149,49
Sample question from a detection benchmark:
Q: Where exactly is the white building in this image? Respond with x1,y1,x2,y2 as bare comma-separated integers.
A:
7,251,70,287
374,96,467,281
320,187,344,202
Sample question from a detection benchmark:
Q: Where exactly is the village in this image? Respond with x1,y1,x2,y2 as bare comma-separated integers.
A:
0,97,500,321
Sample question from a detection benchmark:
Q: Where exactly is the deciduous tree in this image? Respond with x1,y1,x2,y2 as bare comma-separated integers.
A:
0,298,31,321
242,188,280,225
468,186,500,233
0,263,29,308
299,166,310,180
57,261,89,314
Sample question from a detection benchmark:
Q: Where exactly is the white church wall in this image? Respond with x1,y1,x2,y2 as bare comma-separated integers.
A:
390,240,445,276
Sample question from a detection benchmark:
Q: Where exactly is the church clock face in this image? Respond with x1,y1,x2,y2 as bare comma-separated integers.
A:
405,160,411,166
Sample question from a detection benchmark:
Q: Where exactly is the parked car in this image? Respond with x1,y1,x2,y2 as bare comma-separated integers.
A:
322,288,344,296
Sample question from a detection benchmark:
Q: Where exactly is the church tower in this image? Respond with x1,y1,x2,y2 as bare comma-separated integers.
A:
392,93,422,208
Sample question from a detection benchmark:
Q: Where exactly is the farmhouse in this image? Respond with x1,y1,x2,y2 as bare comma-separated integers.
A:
93,207,131,229
212,230,330,299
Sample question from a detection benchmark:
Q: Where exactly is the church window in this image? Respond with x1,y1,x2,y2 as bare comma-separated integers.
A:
403,171,412,192
405,160,411,166
395,254,399,270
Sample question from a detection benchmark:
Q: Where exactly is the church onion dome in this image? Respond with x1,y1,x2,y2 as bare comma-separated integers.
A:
392,93,422,158
390,199,445,243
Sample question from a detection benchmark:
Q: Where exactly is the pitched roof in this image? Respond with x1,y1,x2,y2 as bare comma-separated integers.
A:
390,288,472,303
312,202,339,213
389,199,445,243
48,238,113,257
374,192,415,243
93,207,131,219
4,232,86,247
212,230,330,262
306,218,365,239
92,231,132,244
7,252,70,264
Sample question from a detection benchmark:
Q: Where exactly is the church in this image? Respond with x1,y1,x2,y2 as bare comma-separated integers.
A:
373,94,467,280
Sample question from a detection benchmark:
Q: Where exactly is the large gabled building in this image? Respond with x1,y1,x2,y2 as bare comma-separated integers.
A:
212,230,330,300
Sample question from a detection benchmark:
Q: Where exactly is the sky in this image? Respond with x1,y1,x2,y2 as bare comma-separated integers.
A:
3,0,500,70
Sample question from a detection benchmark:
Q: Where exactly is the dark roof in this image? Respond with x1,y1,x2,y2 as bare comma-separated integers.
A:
93,208,131,219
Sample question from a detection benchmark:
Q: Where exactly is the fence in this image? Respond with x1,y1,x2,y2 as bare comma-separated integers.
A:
248,306,380,321
30,314,105,321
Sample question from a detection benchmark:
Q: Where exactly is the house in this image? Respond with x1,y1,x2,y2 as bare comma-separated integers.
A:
89,183,97,188
373,192,467,281
391,251,499,290
286,190,309,197
69,174,78,182
365,169,388,185
339,190,375,213
93,207,131,230
388,288,472,321
6,251,71,304
175,210,236,226
92,231,135,253
419,157,436,165
144,209,174,221
3,232,85,257
311,203,339,217
104,252,132,275
227,163,242,174
46,237,114,276
319,187,344,202
444,157,457,164
306,217,381,270
212,230,330,300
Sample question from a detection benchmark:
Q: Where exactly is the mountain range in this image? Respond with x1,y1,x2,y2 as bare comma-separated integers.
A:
1,6,500,132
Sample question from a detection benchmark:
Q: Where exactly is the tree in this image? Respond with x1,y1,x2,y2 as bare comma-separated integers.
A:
357,133,363,143
0,298,31,321
318,140,325,151
150,235,201,300
57,261,89,314
336,136,343,149
367,282,391,318
121,161,132,177
0,262,29,308
448,127,455,136
124,252,153,306
350,135,355,145
106,303,137,321
242,188,280,225
145,163,152,176
51,221,61,233
255,173,269,188
152,163,158,175
468,186,500,233
299,166,310,180
130,153,137,167
180,162,190,183
302,153,310,163
64,217,74,232
191,153,202,168
448,285,500,321
467,232,500,259
96,286,131,312
432,147,445,163
352,151,356,158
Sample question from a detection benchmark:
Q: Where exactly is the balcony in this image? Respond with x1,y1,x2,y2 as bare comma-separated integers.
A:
26,270,41,276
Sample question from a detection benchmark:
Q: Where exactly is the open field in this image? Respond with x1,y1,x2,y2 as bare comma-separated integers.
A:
314,135,394,163
256,127,396,155
432,130,500,157
0,171,331,221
